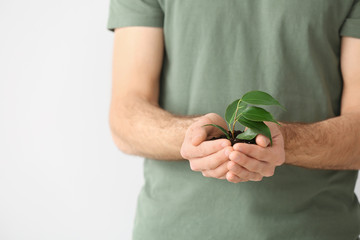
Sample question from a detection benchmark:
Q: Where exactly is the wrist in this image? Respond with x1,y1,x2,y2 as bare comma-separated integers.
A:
278,121,288,146
277,121,291,164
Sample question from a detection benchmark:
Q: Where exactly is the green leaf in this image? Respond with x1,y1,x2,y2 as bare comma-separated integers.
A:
236,128,258,140
242,106,280,125
237,116,273,145
225,99,247,129
241,90,286,110
203,124,230,140
225,99,239,126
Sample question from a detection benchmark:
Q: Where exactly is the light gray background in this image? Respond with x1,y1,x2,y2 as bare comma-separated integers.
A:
0,1,359,240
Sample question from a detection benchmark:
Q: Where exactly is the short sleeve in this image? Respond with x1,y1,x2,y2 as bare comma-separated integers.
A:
106,0,164,31
340,0,360,38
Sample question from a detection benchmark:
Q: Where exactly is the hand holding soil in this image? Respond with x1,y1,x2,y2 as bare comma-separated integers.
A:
180,113,233,179
226,121,286,183
181,91,286,182
181,114,285,182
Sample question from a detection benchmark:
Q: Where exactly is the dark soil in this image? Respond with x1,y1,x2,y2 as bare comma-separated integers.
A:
210,130,256,146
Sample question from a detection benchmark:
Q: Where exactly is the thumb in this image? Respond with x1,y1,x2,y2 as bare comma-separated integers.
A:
191,126,208,146
255,134,270,148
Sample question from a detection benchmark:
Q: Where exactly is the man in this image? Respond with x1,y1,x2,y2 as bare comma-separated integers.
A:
107,0,360,239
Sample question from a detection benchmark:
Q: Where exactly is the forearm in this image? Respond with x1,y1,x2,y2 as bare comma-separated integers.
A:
109,96,202,160
280,113,360,170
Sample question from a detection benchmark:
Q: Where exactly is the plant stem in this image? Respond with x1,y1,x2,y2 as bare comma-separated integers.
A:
231,99,242,139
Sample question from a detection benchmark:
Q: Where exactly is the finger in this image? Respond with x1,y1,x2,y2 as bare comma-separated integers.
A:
255,134,270,148
235,143,284,167
188,138,231,159
190,126,208,146
201,161,229,179
188,120,213,146
233,143,268,161
228,151,273,176
190,146,232,171
226,172,247,183
227,161,263,181
191,118,227,146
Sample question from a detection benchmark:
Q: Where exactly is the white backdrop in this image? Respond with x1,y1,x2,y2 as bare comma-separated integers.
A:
0,1,359,240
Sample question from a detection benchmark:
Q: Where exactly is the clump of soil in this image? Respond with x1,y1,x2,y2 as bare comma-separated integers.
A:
210,130,256,146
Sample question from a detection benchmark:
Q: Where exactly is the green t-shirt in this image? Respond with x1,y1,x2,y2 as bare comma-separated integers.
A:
107,1,360,239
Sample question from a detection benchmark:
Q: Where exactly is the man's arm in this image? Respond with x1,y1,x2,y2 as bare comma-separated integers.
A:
109,27,201,160
280,36,360,170
280,114,360,170
231,36,360,172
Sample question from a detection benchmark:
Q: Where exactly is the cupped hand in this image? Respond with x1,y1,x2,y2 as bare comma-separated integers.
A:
226,122,285,183
180,113,233,179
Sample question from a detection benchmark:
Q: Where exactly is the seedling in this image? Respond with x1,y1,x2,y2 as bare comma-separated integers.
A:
204,90,285,145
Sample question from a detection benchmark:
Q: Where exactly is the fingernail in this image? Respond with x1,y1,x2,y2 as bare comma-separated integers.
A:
221,141,229,147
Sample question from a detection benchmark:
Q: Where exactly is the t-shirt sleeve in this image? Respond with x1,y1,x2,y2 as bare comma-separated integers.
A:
106,0,164,31
340,0,360,38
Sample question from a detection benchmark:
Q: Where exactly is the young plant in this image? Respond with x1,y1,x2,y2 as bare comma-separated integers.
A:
204,90,285,145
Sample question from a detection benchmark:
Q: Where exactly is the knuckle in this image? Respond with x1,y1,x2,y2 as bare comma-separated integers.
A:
255,163,264,174
232,164,242,175
205,113,222,124
264,168,275,177
202,159,212,170
180,146,188,159
208,160,217,170
275,158,284,166
232,151,244,164
236,178,246,183
241,170,250,180
229,164,237,172
274,151,285,166
252,175,263,181
198,147,206,157
189,162,200,171
280,156,286,165
185,128,192,137
239,155,248,165
214,168,226,179
229,177,238,183
210,152,227,170
215,174,224,179
208,171,222,179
